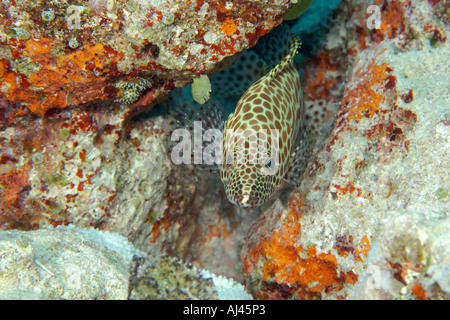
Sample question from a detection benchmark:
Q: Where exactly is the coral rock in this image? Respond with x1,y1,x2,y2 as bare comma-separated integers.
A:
0,0,291,117
0,226,134,299
241,0,449,300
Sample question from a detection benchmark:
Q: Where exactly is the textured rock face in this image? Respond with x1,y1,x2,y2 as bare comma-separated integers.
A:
0,0,294,297
0,105,170,235
0,0,292,253
241,0,449,300
349,211,450,300
128,254,219,300
128,253,252,300
0,226,253,300
0,226,133,299
0,0,291,116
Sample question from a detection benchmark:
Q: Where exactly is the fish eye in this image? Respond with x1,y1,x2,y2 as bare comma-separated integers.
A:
265,157,275,170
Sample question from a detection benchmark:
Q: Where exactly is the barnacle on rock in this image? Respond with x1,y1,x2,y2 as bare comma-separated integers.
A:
41,9,56,23
162,11,175,25
13,57,42,76
125,1,138,13
114,77,153,104
13,27,31,40
31,152,45,165
60,128,70,140
68,37,80,49
436,187,448,199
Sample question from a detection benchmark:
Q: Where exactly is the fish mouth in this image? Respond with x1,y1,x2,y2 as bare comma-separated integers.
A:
235,202,257,209
224,184,266,209
227,192,259,209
